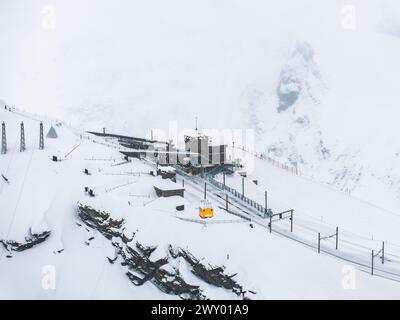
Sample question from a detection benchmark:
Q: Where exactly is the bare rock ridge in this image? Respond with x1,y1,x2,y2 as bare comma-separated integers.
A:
0,228,51,254
168,245,248,297
277,42,321,112
77,203,251,300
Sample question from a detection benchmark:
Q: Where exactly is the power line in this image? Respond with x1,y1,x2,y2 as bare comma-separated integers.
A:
0,131,38,261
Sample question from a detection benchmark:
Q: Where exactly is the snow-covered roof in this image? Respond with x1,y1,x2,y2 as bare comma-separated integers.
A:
153,178,184,191
157,166,176,172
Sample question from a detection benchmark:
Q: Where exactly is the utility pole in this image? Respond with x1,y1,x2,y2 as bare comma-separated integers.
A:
382,241,385,264
226,194,228,211
39,122,44,150
20,122,26,152
265,191,268,218
223,171,226,189
232,140,235,164
242,176,244,199
318,233,321,254
166,142,170,165
371,250,374,275
204,182,207,200
335,227,339,250
269,214,272,233
290,209,293,232
182,179,185,188
1,122,6,154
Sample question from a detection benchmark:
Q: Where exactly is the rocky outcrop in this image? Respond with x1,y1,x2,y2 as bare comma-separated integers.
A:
168,246,249,298
0,228,51,253
77,203,250,300
276,42,322,112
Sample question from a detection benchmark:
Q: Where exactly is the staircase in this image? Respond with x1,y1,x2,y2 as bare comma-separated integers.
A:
206,163,234,177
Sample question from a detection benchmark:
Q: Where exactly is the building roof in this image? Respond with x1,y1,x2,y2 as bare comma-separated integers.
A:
153,178,184,192
157,166,176,172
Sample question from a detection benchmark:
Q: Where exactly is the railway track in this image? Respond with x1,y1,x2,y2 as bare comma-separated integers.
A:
176,170,400,283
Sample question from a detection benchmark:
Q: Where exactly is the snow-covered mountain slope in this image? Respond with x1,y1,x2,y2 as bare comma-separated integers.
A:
1,0,399,216
1,107,400,299
240,3,400,214
1,1,400,298
248,30,400,205
222,148,400,246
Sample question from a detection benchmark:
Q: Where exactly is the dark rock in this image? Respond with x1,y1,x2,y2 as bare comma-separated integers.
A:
0,228,51,252
77,203,250,300
168,246,247,297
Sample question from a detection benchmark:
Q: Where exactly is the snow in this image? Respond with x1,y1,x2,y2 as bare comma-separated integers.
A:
224,152,400,247
1,107,400,299
1,1,399,214
1,0,400,299
153,177,183,192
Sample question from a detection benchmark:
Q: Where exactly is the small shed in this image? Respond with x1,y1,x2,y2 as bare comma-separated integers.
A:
153,179,185,198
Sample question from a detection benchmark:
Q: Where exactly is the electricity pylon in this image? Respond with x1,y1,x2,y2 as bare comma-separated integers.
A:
1,122,7,154
39,122,44,150
20,122,26,152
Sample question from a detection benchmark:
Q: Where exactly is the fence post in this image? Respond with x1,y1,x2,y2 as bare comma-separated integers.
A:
371,250,374,275
223,171,226,189
336,226,339,250
382,241,385,264
182,179,185,188
318,233,321,254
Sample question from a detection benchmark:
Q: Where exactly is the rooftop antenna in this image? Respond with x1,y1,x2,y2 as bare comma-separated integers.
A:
195,116,202,137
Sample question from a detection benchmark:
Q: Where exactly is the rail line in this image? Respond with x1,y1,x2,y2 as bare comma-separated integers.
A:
176,169,400,283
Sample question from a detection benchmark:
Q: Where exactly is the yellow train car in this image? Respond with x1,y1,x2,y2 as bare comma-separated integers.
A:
199,199,214,219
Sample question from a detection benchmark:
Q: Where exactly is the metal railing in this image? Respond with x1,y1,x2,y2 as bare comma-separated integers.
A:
174,165,268,218
205,175,268,218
